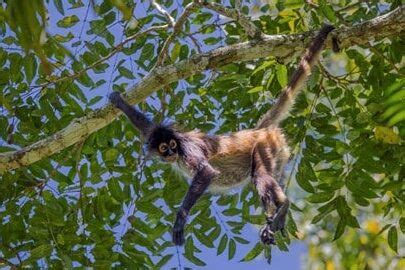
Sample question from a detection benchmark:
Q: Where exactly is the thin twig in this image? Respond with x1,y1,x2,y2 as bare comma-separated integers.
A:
187,34,202,53
31,25,168,89
155,2,197,66
151,0,175,26
195,0,263,39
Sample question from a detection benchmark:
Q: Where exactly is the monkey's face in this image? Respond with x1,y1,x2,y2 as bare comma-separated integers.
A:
157,138,179,162
147,126,180,163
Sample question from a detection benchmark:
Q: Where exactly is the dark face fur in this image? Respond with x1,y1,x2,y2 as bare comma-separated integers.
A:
147,126,180,162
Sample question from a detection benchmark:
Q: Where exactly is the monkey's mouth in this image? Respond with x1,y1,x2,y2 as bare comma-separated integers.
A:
165,154,178,162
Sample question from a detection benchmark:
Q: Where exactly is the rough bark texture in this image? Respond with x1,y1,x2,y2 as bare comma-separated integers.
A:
0,6,404,172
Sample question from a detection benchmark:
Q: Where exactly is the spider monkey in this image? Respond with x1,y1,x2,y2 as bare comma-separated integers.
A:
109,25,336,246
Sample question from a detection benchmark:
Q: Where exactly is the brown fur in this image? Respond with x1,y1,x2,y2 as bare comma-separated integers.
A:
177,128,289,192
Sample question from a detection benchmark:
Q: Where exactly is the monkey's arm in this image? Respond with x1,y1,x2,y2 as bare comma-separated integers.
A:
109,91,154,137
172,163,217,245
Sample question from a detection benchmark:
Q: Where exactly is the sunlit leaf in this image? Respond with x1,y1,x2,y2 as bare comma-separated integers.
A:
57,15,79,28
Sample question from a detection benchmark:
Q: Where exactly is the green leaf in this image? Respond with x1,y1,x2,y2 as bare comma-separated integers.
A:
274,232,289,251
241,242,263,261
139,43,155,63
155,254,173,268
54,0,65,15
319,0,337,23
400,218,405,234
118,66,135,79
312,198,337,224
108,178,124,202
276,64,288,87
307,192,334,203
23,53,37,83
171,42,181,62
105,149,119,162
194,230,214,248
296,169,315,193
57,15,79,28
88,96,103,106
234,236,249,244
247,86,264,94
30,244,53,259
184,249,206,266
387,226,398,253
204,37,221,45
217,234,228,255
228,238,236,260
333,219,346,240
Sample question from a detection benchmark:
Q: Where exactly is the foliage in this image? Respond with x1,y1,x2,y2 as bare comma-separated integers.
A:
0,0,403,268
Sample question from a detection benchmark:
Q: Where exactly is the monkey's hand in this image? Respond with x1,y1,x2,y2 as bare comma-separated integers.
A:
172,210,187,245
260,216,288,245
260,223,275,245
108,91,124,107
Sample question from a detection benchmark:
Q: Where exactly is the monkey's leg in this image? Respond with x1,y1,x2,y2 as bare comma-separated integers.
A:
252,172,289,244
252,146,289,244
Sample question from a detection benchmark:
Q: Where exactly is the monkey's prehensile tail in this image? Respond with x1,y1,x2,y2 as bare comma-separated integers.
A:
256,24,335,129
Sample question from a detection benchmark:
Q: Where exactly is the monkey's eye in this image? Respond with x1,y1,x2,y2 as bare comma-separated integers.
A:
159,143,168,153
169,139,177,149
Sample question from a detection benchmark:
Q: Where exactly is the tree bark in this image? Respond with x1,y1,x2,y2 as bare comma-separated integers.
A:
0,6,404,172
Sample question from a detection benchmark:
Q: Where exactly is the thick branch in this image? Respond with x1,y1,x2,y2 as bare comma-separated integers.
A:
0,6,404,172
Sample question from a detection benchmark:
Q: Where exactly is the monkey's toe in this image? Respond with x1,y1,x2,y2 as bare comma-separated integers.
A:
260,225,275,245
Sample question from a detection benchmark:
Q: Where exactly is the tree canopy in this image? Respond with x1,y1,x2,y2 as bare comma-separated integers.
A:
0,0,404,268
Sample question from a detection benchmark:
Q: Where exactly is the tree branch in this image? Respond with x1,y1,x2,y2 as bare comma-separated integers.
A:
151,0,175,26
0,6,404,172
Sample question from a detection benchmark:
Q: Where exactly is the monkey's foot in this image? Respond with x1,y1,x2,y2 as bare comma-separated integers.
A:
260,224,275,245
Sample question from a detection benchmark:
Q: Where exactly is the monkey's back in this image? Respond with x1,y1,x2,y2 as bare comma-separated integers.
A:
204,127,290,192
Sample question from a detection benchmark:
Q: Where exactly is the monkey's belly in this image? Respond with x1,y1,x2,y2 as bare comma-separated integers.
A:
208,155,252,193
173,155,252,193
